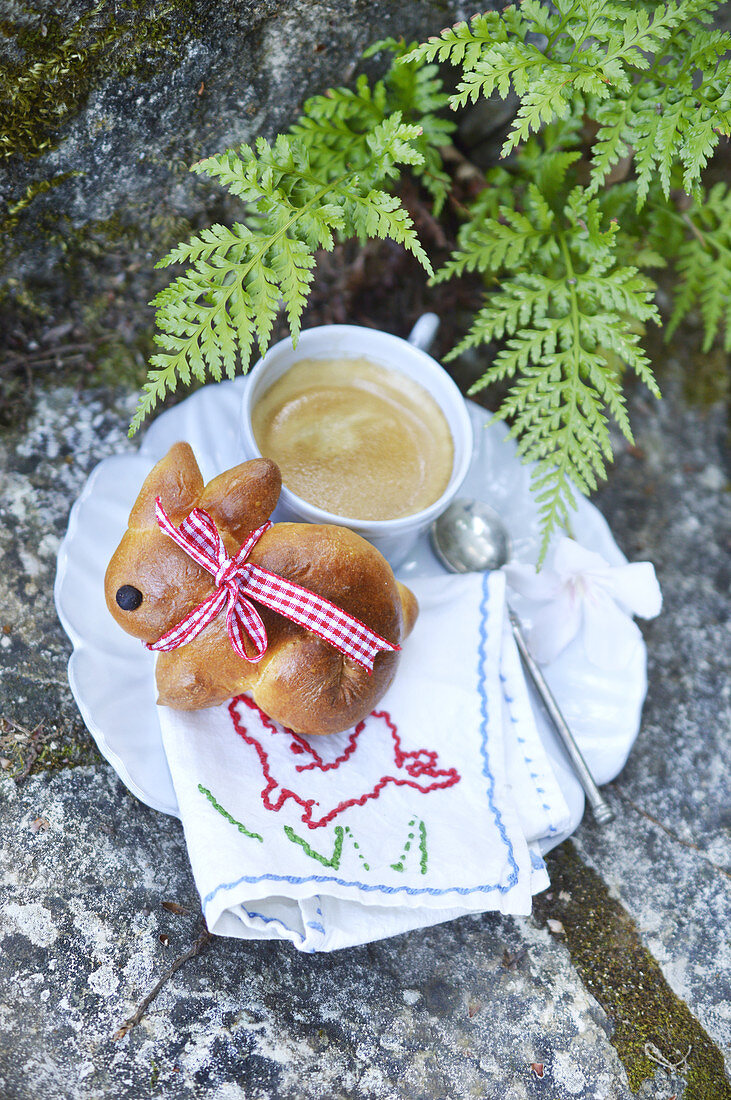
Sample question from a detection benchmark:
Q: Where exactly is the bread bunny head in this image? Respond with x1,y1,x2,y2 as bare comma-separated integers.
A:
104,443,281,643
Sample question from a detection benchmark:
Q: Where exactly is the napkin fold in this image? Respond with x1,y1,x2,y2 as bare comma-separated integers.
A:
504,536,663,669
159,571,571,952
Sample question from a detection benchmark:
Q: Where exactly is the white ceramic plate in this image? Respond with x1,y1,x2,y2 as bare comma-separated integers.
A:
54,380,646,845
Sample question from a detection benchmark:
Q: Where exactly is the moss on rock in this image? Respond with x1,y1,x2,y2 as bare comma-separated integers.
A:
0,0,198,161
1,0,471,323
534,841,731,1098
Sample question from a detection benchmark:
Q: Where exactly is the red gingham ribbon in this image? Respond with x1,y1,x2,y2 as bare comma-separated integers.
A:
146,498,399,674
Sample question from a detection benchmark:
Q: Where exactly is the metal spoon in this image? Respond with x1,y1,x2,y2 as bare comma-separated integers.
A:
431,498,614,826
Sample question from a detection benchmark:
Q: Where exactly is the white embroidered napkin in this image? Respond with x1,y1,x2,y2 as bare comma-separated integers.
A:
158,571,570,952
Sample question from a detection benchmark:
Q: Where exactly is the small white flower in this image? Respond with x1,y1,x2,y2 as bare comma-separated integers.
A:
504,538,662,668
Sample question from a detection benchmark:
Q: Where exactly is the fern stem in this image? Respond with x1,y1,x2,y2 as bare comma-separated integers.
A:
556,227,586,479
545,2,580,54
680,211,709,250
557,229,582,389
693,89,728,119
570,10,604,61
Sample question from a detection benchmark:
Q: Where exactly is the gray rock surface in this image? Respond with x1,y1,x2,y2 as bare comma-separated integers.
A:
0,766,626,1100
573,360,731,1061
1,0,477,324
0,339,729,1098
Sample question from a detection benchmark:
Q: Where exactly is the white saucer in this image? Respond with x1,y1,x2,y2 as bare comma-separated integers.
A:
54,380,646,842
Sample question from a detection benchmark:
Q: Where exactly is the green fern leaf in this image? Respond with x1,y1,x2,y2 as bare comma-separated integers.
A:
401,11,514,69
131,125,429,434
665,183,731,352
292,50,455,212
680,107,731,192
434,204,553,284
443,190,660,561
589,97,636,196
271,237,316,344
500,81,572,156
452,42,547,109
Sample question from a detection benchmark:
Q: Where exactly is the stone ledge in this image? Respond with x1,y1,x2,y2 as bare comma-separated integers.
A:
0,342,729,1097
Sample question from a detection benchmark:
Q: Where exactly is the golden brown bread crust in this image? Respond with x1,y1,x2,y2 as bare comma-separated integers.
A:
104,443,418,734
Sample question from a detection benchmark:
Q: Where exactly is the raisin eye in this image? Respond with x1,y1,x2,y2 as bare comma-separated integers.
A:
116,585,143,611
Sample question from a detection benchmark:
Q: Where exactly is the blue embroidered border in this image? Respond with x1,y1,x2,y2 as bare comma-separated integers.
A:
203,570,520,912
476,571,520,891
239,904,304,943
500,671,558,835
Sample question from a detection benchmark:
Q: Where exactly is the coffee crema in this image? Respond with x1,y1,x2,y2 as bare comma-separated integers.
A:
251,356,454,521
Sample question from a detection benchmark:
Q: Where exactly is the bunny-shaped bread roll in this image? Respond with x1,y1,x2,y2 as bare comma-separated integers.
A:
105,443,418,735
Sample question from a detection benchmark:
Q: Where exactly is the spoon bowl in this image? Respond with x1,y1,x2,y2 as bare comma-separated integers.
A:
431,499,512,574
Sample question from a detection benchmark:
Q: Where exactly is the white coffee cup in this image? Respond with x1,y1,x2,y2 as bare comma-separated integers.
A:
240,319,473,567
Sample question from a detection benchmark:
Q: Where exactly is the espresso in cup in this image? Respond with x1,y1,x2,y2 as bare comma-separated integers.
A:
251,356,454,521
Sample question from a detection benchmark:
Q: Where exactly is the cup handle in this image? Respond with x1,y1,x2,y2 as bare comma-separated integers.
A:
407,313,440,354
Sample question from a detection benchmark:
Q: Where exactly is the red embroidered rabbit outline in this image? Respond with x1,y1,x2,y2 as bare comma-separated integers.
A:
228,695,461,830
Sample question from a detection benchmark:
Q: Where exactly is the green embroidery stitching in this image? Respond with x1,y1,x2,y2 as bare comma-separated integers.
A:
390,816,428,874
198,784,263,842
419,819,428,875
344,826,371,871
284,825,344,868
199,782,429,878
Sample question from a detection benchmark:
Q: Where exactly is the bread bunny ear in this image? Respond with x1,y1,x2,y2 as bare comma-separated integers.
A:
198,458,282,544
129,442,204,528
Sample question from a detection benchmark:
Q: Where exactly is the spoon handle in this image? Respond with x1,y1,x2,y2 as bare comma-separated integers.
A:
508,611,615,826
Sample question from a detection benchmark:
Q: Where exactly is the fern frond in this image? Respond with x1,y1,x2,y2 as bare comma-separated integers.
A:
375,40,456,211
130,124,429,434
292,52,455,212
444,190,660,561
405,0,730,206
401,11,517,69
665,183,731,352
443,1,701,160
344,187,432,271
498,80,572,155
434,202,555,283
679,98,731,192
587,8,731,202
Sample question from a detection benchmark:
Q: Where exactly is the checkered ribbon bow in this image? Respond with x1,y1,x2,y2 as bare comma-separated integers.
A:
146,498,399,673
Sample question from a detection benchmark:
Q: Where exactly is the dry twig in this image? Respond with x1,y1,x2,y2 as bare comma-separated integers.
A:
644,1041,692,1073
113,926,212,1040
616,791,731,880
